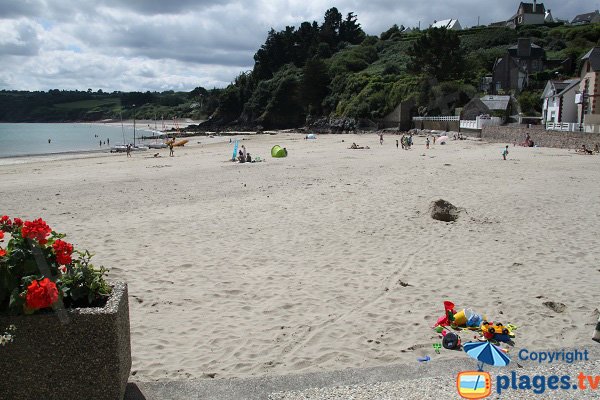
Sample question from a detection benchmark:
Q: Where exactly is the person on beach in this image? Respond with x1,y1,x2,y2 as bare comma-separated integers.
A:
433,136,436,145
396,139,399,149
409,134,413,148
400,135,406,150
241,145,247,159
238,150,245,163
379,134,384,145
48,138,51,144
99,140,102,147
578,144,593,155
502,145,509,160
426,137,430,149
169,142,174,157
246,153,252,163
107,138,110,145
126,144,131,157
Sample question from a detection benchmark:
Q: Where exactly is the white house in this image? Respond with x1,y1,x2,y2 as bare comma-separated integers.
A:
541,79,580,124
431,19,462,30
510,1,546,26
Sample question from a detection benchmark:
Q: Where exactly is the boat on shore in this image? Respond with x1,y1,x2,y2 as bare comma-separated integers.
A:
110,144,149,153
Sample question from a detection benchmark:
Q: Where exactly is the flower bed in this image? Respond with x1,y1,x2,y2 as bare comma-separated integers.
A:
0,216,131,399
0,215,111,314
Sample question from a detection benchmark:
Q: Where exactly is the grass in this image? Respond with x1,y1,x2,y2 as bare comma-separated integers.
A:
53,98,121,111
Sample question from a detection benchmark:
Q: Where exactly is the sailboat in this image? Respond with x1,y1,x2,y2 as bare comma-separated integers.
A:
110,108,148,152
147,114,167,149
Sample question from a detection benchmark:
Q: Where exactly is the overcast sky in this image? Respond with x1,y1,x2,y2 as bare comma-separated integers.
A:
0,0,596,92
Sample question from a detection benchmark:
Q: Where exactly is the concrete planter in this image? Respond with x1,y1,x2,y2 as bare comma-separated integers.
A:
0,282,131,400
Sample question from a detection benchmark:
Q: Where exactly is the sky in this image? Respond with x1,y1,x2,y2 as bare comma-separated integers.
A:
0,0,596,92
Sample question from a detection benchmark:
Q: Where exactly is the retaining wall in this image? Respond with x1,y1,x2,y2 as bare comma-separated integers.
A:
414,120,460,132
480,126,600,149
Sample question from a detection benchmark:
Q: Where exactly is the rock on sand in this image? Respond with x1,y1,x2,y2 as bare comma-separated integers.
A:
429,199,460,222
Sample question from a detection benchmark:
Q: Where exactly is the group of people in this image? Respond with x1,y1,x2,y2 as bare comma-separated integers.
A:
520,133,534,147
99,138,110,146
237,144,252,163
577,144,595,155
398,134,413,150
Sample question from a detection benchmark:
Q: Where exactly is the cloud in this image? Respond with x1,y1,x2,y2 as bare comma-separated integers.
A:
0,1,596,92
0,18,43,56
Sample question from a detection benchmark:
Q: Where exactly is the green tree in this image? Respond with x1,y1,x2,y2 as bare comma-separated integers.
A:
407,28,465,81
301,58,330,114
320,7,343,50
339,12,365,44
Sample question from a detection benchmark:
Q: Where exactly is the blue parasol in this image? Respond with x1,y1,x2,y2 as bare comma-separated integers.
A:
463,341,511,370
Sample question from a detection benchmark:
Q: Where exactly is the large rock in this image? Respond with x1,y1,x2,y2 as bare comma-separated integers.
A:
429,199,460,222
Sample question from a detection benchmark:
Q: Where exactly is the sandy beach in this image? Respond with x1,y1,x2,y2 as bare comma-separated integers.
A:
1,133,599,382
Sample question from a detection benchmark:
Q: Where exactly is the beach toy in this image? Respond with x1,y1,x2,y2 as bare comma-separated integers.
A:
467,311,483,327
481,322,513,341
454,309,468,326
432,343,441,354
442,332,461,350
444,301,456,323
417,356,431,362
434,326,444,333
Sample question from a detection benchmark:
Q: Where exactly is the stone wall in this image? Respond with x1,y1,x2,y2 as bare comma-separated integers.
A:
480,126,600,149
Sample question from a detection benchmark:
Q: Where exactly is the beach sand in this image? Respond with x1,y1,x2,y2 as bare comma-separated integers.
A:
1,133,599,382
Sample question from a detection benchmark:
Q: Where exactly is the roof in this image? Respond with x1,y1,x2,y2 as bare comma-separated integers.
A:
571,10,599,24
493,54,527,75
581,47,600,71
519,2,546,15
542,79,581,99
431,19,461,29
508,41,545,59
480,95,511,111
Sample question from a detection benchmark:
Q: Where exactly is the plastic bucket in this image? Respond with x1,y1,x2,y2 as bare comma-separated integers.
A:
443,301,455,312
454,309,467,326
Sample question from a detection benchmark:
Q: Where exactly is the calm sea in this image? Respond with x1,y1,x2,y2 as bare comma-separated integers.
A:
0,123,154,158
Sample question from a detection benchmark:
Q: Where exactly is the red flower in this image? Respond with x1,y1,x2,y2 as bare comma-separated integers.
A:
0,230,4,240
21,218,52,245
0,249,6,257
52,239,73,265
0,215,10,225
25,278,59,310
13,218,23,227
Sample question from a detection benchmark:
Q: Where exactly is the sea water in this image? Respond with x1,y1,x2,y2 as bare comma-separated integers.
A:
0,123,151,158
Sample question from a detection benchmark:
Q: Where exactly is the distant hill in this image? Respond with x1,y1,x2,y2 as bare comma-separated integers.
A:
0,88,221,123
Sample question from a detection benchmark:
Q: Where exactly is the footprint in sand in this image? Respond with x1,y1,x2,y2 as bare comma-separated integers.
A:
543,301,566,313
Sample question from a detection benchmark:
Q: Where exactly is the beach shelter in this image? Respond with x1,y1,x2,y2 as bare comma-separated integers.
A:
438,135,449,144
306,133,317,140
463,341,510,369
271,145,287,158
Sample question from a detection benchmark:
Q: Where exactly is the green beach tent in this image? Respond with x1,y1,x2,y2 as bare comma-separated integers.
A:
271,145,287,158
